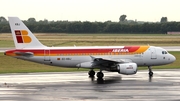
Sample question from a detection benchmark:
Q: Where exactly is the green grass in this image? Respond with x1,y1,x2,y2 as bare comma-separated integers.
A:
0,51,179,74
1,33,180,47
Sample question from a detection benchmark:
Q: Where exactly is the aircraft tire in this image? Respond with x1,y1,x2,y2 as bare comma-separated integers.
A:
149,72,153,77
88,70,95,77
97,72,104,78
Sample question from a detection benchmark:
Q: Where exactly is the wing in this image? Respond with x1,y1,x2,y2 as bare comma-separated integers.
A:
90,56,132,67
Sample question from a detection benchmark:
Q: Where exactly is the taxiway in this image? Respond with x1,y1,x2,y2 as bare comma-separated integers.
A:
0,70,180,101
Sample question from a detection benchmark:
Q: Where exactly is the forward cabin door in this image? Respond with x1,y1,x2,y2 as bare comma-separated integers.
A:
44,49,50,61
151,48,157,59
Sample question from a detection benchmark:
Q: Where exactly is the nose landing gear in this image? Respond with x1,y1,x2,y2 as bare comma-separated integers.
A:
148,66,153,77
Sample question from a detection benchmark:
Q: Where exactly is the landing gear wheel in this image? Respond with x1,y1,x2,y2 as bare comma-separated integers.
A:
148,66,153,77
88,70,95,77
96,72,104,78
97,77,104,84
149,71,153,77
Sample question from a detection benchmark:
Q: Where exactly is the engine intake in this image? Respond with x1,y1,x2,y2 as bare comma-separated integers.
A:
117,63,137,75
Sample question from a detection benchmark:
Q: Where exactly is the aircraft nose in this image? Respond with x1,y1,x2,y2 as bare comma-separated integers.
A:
169,54,176,63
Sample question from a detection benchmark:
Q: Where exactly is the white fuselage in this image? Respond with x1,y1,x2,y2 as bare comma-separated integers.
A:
8,46,175,69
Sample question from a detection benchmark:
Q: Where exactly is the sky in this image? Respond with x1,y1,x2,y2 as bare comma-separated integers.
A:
1,0,180,22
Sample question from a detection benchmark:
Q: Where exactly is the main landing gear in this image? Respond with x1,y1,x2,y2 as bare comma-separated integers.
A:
96,71,104,78
88,69,104,78
88,69,104,83
148,66,153,77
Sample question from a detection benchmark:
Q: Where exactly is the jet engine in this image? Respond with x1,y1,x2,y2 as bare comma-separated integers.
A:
117,63,137,75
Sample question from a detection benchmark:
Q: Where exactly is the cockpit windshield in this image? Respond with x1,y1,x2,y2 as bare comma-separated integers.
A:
162,51,168,54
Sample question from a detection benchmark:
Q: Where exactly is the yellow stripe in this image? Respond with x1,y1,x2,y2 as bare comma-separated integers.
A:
135,46,149,53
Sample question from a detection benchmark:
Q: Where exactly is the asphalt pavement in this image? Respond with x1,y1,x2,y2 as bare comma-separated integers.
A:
0,70,180,101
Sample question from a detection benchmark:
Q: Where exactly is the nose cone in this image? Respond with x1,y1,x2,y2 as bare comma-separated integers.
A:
169,54,176,63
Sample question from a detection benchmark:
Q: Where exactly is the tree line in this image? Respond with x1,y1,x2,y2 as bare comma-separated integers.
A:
0,16,180,34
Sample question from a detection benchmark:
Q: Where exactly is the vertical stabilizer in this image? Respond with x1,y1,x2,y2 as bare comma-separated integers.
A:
8,17,46,49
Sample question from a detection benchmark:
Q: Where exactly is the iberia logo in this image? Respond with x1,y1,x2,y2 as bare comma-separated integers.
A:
15,30,32,43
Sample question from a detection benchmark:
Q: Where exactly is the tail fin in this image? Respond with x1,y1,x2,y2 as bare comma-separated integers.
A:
8,17,46,49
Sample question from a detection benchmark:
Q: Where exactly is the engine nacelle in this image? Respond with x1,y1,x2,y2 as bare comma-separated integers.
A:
117,63,137,75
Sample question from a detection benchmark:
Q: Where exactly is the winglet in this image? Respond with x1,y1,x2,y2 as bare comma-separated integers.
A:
8,17,47,49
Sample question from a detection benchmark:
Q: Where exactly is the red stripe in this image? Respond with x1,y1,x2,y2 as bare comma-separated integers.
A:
124,46,140,52
6,46,146,55
10,49,112,54
16,36,23,43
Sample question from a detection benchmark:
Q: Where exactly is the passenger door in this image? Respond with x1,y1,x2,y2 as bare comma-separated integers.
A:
44,49,50,61
151,48,157,59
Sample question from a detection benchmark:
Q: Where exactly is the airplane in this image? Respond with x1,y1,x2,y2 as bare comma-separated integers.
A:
5,17,176,79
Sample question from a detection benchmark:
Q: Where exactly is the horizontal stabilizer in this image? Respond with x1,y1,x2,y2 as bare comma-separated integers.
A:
14,51,34,57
